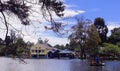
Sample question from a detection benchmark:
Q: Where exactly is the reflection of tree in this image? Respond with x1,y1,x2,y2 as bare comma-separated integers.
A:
89,66,103,71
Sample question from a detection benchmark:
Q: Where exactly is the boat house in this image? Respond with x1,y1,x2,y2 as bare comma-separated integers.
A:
30,42,55,58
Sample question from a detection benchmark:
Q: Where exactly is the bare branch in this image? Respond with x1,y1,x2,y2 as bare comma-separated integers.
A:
1,11,8,37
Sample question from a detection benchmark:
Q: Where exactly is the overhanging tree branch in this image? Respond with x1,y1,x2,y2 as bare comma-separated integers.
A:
1,11,8,38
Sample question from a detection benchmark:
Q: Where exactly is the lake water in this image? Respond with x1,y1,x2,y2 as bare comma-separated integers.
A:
0,57,120,71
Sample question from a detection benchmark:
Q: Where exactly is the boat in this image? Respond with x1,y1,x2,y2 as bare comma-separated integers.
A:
90,62,105,66
89,59,105,66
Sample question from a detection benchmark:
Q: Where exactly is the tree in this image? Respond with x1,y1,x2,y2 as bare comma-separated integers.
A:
0,38,5,56
69,41,80,51
68,17,92,58
7,37,27,57
38,38,44,44
47,43,52,47
44,39,49,44
109,27,120,44
27,41,34,47
65,43,73,50
0,0,65,41
5,36,11,46
0,45,5,56
10,29,17,43
0,38,4,45
87,25,101,54
54,44,65,50
94,17,108,43
101,43,120,57
15,38,27,57
69,17,101,58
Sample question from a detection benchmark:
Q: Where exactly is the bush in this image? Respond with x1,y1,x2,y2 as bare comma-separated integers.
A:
117,42,120,47
102,43,120,56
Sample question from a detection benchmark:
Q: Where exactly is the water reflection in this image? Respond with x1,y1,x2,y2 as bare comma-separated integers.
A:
105,60,120,71
70,59,120,71
1,58,120,71
70,59,89,71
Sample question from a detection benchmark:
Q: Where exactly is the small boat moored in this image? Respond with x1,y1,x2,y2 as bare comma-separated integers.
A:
90,62,105,66
89,55,105,66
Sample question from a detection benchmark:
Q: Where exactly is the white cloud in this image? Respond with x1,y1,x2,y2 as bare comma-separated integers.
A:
0,0,86,46
0,15,69,46
78,10,86,14
41,36,69,46
107,22,120,30
64,4,77,8
107,21,120,36
62,9,86,18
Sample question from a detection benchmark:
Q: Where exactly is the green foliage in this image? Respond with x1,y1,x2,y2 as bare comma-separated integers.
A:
69,41,80,51
54,44,65,50
0,37,32,58
87,25,101,46
69,17,101,56
0,45,6,56
108,27,120,44
94,17,108,43
87,46,99,55
101,43,120,56
69,17,91,47
5,38,27,57
74,46,81,52
68,17,92,58
47,43,52,47
86,25,101,55
54,44,75,50
117,42,120,47
13,38,27,57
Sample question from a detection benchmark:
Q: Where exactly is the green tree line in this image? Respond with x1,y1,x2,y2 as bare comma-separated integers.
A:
54,17,120,59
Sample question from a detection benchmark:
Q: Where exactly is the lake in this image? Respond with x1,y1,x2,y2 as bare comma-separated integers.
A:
0,57,120,71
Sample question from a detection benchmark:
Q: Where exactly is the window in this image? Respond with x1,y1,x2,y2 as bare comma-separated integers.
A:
36,50,37,53
38,50,41,53
41,50,44,52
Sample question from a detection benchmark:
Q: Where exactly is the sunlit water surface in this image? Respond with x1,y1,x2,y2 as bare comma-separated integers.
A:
0,57,120,71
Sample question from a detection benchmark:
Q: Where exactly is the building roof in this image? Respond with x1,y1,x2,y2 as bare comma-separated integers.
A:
31,42,57,50
59,49,74,54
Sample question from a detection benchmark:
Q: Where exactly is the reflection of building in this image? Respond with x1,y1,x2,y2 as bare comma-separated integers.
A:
30,42,54,58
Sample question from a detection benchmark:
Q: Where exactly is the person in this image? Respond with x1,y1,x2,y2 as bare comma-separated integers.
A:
96,56,100,64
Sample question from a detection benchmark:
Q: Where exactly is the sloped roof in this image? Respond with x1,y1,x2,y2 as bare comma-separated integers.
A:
31,42,56,50
59,49,74,54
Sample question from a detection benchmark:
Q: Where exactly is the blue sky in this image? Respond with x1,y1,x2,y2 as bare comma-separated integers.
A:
65,0,120,21
0,0,120,46
43,0,120,46
51,0,120,45
63,0,120,34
